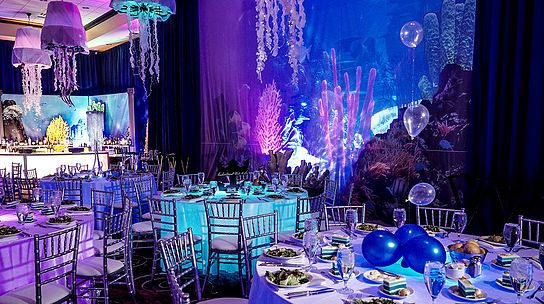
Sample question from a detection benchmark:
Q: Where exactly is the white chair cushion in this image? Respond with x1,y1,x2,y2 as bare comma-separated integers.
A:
92,230,104,240
132,221,153,233
77,256,124,277
112,201,139,209
210,235,249,251
201,298,248,304
141,212,162,220
93,238,124,255
0,283,70,304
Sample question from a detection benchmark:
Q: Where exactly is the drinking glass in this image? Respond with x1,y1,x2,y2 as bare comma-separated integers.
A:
336,247,355,295
252,171,260,182
76,163,82,172
197,172,205,185
302,231,319,271
51,190,63,216
393,208,406,228
32,187,42,203
424,261,446,303
539,243,544,268
452,211,467,241
183,177,192,193
209,181,218,196
60,165,66,174
510,258,533,303
304,218,319,233
280,175,289,192
271,177,279,192
16,204,30,224
243,181,252,196
503,223,521,252
345,209,358,236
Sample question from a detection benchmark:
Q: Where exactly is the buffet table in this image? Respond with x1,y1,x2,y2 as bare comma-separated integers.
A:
249,230,544,303
0,208,94,296
0,152,109,178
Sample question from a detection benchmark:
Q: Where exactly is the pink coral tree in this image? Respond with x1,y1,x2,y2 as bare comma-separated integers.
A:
255,81,283,154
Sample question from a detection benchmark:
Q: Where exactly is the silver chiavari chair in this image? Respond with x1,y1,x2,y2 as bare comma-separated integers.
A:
55,178,83,206
518,215,544,247
2,173,17,202
25,168,38,180
241,211,278,295
282,173,303,187
162,169,175,191
0,224,81,304
91,189,115,241
11,162,22,179
416,206,465,230
176,172,204,186
76,205,135,303
146,164,161,180
323,204,366,231
41,188,64,204
135,176,156,221
149,197,179,283
235,173,253,183
295,195,326,231
117,178,140,214
323,178,338,206
203,199,246,296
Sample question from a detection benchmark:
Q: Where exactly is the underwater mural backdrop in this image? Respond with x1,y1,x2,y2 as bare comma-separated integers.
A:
199,0,475,223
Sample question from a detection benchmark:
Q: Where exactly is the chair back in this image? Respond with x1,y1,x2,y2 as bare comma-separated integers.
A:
282,173,303,187
323,178,337,206
11,162,22,179
41,189,64,204
296,195,325,231
2,173,16,202
235,173,253,183
149,198,179,241
158,229,201,302
121,178,140,208
17,177,38,200
91,189,115,226
34,224,80,304
176,173,204,186
416,206,465,229
25,168,38,179
134,175,155,202
55,179,83,205
323,204,366,231
162,169,175,191
518,215,544,246
204,199,244,249
242,211,278,264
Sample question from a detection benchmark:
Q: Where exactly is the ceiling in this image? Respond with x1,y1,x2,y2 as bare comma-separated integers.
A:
0,0,136,51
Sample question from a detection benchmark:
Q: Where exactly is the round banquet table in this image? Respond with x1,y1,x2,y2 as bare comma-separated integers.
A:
249,229,544,304
0,207,94,296
40,172,156,206
161,188,308,272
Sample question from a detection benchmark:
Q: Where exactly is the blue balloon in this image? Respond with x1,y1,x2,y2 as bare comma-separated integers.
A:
394,224,427,246
362,230,403,267
402,235,446,274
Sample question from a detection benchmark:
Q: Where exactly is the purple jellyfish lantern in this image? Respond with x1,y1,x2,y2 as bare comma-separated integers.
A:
12,27,52,114
110,0,176,90
41,1,88,106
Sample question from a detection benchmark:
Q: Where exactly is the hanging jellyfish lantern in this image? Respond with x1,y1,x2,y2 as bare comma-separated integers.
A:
110,0,176,91
12,27,52,114
41,1,88,106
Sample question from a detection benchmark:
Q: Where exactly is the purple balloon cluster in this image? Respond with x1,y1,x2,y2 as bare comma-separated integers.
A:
361,224,446,274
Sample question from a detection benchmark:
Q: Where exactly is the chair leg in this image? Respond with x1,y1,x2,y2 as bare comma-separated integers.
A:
238,252,245,297
150,242,159,284
202,252,215,293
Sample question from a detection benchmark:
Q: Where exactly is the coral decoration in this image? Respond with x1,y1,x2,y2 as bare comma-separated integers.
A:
46,116,69,145
255,81,283,154
255,0,306,84
318,48,376,187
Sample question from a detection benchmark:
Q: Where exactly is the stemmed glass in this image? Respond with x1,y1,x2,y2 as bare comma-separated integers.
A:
424,261,446,304
60,165,67,175
345,209,358,236
51,190,63,216
510,258,533,303
503,223,521,252
209,181,218,196
271,176,279,192
252,171,260,183
32,187,42,203
243,181,252,197
452,211,467,242
197,172,205,185
393,208,406,228
302,231,319,271
304,218,319,233
16,204,30,225
75,163,82,172
280,175,289,193
336,247,355,295
183,177,192,194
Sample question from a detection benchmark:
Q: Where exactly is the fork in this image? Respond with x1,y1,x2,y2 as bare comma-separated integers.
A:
527,281,544,299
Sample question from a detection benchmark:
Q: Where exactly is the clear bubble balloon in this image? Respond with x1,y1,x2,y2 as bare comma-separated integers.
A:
403,104,429,139
408,182,436,206
400,21,424,48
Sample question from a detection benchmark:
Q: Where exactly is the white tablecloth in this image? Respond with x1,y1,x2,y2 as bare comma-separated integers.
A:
249,230,544,303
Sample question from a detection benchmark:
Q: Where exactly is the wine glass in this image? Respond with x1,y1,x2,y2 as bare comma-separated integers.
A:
345,209,358,236
32,187,42,203
452,211,467,242
60,165,66,174
539,243,544,268
304,218,319,233
243,181,252,196
183,177,192,194
76,163,82,172
16,203,30,225
302,231,319,271
503,223,521,252
280,175,289,193
51,190,63,216
209,181,218,196
271,177,279,192
252,171,260,183
393,208,406,228
510,258,533,303
424,261,446,303
197,172,205,185
336,247,355,295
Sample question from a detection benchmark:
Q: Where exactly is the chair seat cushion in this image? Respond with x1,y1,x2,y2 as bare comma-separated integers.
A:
92,230,104,240
210,235,249,251
0,283,70,304
93,238,124,255
113,200,139,209
132,221,153,233
201,298,248,304
77,256,125,277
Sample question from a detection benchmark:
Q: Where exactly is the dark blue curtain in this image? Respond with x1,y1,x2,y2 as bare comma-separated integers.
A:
147,0,201,173
469,0,544,232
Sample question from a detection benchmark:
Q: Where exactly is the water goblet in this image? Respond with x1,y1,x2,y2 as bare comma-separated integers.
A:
393,208,406,228
510,258,533,303
76,163,82,172
271,177,279,192
183,177,192,194
243,181,252,196
345,209,358,236
280,175,289,192
336,247,355,295
51,190,63,216
16,203,30,225
424,261,446,304
503,223,521,252
304,218,319,233
302,231,319,271
197,172,205,185
452,211,467,242
209,181,218,196
32,187,42,203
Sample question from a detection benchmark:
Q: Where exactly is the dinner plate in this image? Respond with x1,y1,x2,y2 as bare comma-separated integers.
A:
354,224,385,234
0,230,21,239
447,286,487,302
362,270,401,284
478,236,506,247
377,286,414,299
327,268,361,280
494,278,536,292
265,273,313,288
346,295,402,304
44,220,76,228
263,247,303,260
424,226,448,237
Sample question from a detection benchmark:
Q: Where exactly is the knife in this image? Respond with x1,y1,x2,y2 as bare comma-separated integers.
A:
286,288,334,298
377,269,400,278
259,262,301,267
